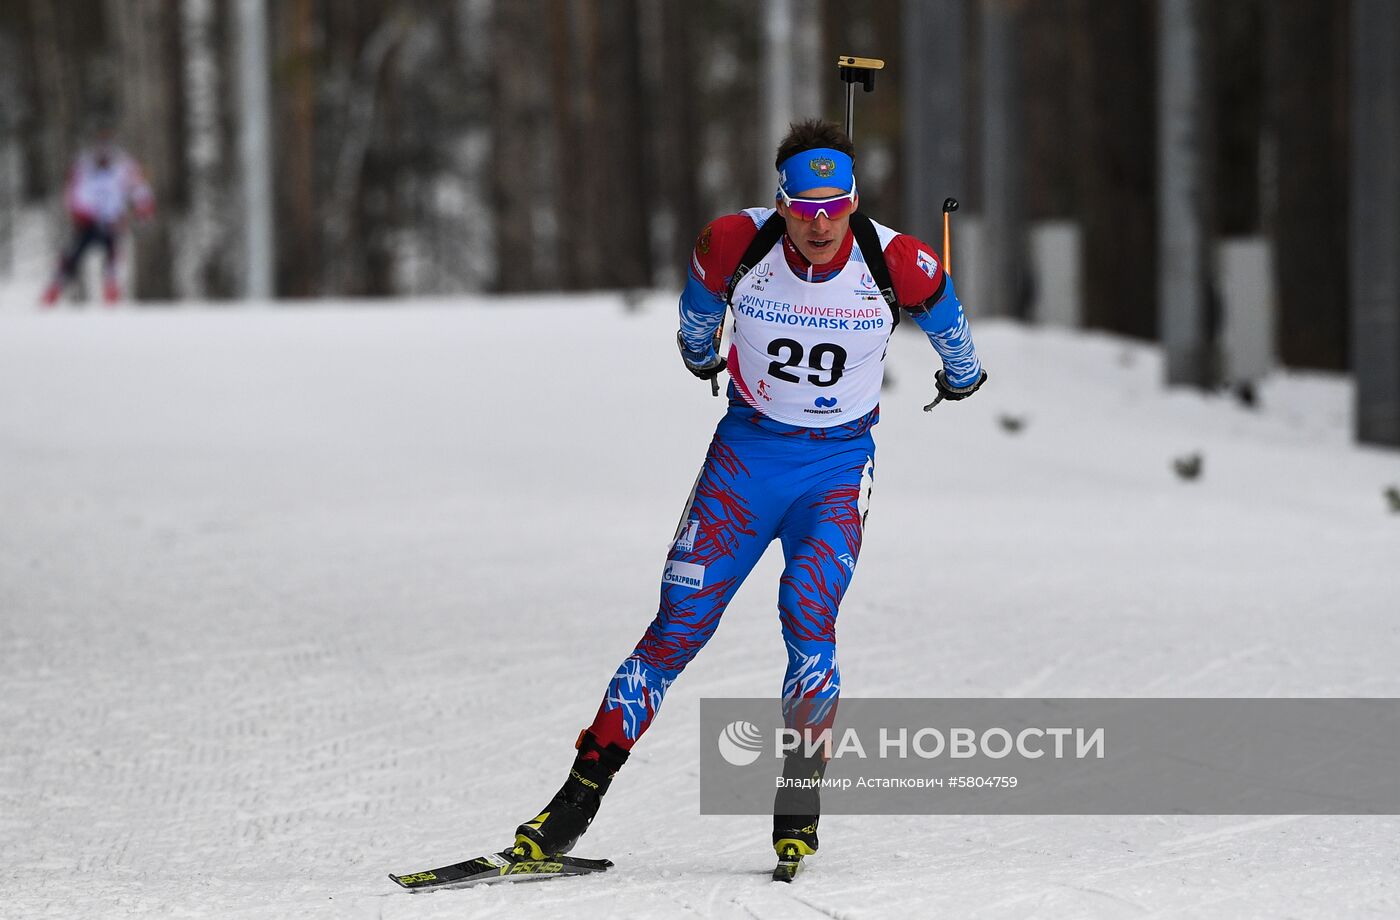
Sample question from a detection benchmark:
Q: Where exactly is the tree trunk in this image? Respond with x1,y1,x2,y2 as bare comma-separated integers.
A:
761,0,796,193
903,0,968,246
1158,0,1215,387
361,29,401,298
1020,0,1074,221
274,0,318,296
207,0,242,298
978,0,1027,319
700,0,761,217
1208,0,1264,237
178,0,233,299
1268,0,1350,370
107,0,182,301
553,0,608,289
1349,0,1399,444
234,0,276,298
1068,0,1157,340
26,0,80,203
493,0,545,291
647,0,703,281
592,0,650,289
0,21,19,274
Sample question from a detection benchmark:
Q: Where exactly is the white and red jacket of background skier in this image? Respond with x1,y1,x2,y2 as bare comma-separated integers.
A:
678,210,983,397
64,147,155,228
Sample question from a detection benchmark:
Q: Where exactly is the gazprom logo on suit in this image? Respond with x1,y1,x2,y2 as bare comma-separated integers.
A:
662,560,706,589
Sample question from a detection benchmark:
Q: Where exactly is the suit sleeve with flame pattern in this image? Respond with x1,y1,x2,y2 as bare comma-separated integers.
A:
677,214,762,360
884,233,983,389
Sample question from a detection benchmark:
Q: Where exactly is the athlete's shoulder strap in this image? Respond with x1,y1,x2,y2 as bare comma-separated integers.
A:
725,213,787,306
848,211,900,328
724,211,901,327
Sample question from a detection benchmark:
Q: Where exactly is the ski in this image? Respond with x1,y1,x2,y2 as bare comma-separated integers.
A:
771,845,805,883
389,848,613,892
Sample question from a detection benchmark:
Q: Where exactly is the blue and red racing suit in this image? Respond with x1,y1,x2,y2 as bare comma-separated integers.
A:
584,208,982,751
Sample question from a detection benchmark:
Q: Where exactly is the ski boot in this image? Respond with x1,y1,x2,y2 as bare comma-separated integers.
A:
773,815,819,858
773,819,818,882
772,748,825,881
514,730,629,859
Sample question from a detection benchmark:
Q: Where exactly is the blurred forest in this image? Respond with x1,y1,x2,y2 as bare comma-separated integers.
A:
0,0,1390,404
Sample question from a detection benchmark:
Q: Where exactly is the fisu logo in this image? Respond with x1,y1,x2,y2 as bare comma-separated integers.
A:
750,261,774,291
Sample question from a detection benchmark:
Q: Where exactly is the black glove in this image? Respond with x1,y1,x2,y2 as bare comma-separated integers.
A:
676,332,727,381
924,369,987,411
935,368,986,400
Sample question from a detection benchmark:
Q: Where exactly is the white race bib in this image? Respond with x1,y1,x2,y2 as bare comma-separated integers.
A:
726,232,895,427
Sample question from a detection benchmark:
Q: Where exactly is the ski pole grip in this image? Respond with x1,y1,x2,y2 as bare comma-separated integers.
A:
941,197,959,276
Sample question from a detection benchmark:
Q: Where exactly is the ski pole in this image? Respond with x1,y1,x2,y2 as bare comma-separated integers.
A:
923,201,962,413
942,197,958,275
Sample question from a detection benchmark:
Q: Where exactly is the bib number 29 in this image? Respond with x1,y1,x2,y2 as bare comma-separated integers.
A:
767,338,847,387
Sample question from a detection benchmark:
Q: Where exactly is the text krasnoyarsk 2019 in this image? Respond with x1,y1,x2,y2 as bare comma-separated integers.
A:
769,725,1105,761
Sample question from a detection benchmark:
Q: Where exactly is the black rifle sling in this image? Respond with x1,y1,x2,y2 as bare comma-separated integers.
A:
847,211,900,329
725,213,787,306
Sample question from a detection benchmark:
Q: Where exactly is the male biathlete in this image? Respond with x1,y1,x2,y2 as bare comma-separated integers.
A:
515,118,986,868
41,133,155,306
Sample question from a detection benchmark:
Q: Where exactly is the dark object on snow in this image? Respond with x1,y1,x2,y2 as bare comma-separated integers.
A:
1385,486,1400,514
998,414,1026,434
1173,453,1203,481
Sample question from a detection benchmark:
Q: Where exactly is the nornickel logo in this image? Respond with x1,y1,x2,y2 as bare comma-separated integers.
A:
718,720,764,766
814,397,839,408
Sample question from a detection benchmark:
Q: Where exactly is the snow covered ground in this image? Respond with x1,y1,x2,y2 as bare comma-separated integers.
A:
1,295,1397,919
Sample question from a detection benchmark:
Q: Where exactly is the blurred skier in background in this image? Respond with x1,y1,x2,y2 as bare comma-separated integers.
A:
41,131,155,306
514,119,987,873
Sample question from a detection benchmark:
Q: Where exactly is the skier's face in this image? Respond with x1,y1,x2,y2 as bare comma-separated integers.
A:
778,186,857,265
